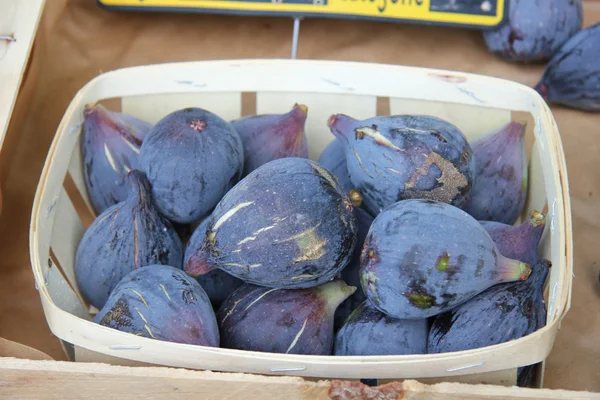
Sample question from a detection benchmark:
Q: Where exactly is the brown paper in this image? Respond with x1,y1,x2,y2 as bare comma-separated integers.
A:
0,0,599,391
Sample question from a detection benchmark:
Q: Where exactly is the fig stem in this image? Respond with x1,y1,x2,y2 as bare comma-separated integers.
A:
317,280,356,315
497,254,531,282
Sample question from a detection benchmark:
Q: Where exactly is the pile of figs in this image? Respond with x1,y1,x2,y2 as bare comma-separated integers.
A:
75,101,550,386
480,0,600,112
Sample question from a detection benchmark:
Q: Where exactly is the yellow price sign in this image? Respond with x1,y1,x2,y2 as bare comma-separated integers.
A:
98,0,506,29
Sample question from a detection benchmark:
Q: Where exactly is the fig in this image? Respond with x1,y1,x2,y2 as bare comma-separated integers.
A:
217,280,355,354
328,114,474,216
81,104,152,214
318,139,353,193
360,199,531,319
480,210,546,265
75,170,183,309
334,301,428,356
184,215,244,308
483,0,582,62
334,207,374,331
464,121,528,225
140,107,244,223
231,104,309,176
94,264,219,346
427,259,550,354
535,22,600,112
185,157,357,289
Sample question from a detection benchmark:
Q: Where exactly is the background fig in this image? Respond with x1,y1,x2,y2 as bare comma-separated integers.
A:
335,301,428,356
535,22,600,112
360,199,531,319
480,210,546,265
81,104,152,214
75,170,183,309
318,139,353,193
94,265,219,346
483,0,582,62
217,280,355,354
140,107,244,223
185,157,357,289
328,114,474,216
184,215,243,309
232,104,309,176
427,259,550,354
464,121,528,225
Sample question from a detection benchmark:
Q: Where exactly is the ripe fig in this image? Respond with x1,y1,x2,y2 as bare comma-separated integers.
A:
318,139,353,193
75,170,183,309
535,22,600,112
185,157,357,289
328,114,474,216
334,301,428,356
480,210,546,265
334,207,374,331
483,0,582,62
217,280,355,354
94,265,219,346
231,104,309,176
360,199,531,319
81,104,152,214
140,107,244,223
427,259,550,354
464,121,528,225
184,215,243,309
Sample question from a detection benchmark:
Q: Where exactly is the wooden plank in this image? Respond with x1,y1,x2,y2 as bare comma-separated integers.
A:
0,358,598,400
0,0,46,152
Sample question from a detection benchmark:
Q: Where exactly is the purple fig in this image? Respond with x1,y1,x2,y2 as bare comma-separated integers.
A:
328,114,475,216
81,104,152,214
360,199,531,319
184,215,243,308
535,22,600,112
334,301,428,356
217,280,356,354
231,104,309,176
94,265,219,346
480,210,546,265
140,107,244,224
318,139,353,193
185,157,357,289
334,207,374,331
464,121,528,225
428,259,550,354
483,0,582,62
75,170,183,309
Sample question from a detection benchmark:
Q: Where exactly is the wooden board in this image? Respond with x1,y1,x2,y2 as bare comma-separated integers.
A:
1,358,598,399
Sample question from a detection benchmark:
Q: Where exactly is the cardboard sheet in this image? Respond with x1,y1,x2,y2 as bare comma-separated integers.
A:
0,0,599,392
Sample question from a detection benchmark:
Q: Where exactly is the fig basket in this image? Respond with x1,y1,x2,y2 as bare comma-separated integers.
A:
29,59,572,385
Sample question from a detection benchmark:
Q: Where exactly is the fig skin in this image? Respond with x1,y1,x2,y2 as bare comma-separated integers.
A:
360,199,531,319
464,121,528,225
75,170,183,309
217,280,355,355
184,215,243,309
232,104,309,176
94,264,219,347
318,139,353,193
328,114,475,216
140,107,244,224
185,157,357,289
335,301,428,356
81,104,152,214
483,0,582,62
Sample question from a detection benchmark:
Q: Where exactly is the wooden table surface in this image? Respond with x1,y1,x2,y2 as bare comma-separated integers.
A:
0,0,598,392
